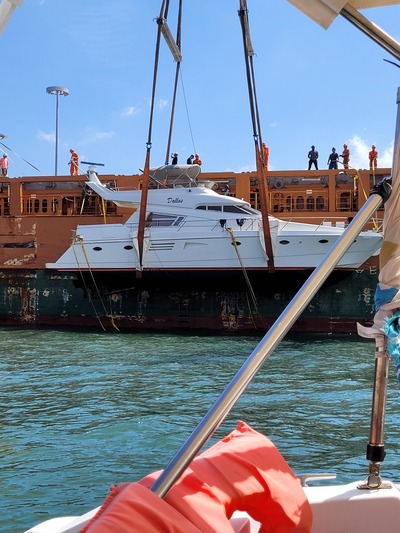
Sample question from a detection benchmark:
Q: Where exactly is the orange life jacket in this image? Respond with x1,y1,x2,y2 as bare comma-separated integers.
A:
81,421,313,533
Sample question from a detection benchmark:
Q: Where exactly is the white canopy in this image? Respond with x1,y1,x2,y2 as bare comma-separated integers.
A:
287,0,400,59
287,0,399,28
0,0,24,34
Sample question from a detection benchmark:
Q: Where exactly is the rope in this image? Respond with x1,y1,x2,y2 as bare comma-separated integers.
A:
340,163,381,232
244,291,259,330
226,227,259,315
179,68,197,156
165,60,181,165
101,197,107,224
71,240,106,331
355,172,381,230
73,237,120,331
0,139,41,173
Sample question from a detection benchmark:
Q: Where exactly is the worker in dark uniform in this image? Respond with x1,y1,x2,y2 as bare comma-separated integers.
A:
307,145,318,170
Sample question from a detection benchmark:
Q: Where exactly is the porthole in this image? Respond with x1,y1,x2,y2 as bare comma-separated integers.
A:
318,239,329,244
279,240,290,245
124,245,134,250
93,246,103,251
231,241,241,246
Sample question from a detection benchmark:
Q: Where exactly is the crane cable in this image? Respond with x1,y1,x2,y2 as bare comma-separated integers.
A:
137,0,183,273
136,0,166,273
179,69,198,157
164,0,183,165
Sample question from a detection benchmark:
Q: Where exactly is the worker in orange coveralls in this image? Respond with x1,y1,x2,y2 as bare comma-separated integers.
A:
369,145,378,170
193,153,202,165
262,142,269,171
69,149,79,176
340,144,350,169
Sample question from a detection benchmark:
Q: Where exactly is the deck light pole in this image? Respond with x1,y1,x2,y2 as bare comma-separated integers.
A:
46,86,69,176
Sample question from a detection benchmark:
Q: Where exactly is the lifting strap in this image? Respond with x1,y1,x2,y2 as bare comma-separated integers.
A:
137,0,183,274
238,0,275,272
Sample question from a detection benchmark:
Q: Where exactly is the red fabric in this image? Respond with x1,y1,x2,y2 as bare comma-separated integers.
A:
81,482,202,533
140,421,312,532
81,421,312,533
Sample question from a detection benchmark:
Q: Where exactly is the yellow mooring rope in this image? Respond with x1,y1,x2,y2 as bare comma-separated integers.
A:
354,172,381,232
226,227,259,316
72,236,120,331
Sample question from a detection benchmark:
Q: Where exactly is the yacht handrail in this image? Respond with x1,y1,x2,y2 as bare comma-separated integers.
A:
278,216,383,233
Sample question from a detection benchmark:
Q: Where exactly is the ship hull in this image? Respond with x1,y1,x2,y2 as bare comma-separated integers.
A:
1,268,377,333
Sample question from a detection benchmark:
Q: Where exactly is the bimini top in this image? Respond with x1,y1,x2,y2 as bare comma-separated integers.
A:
288,0,400,61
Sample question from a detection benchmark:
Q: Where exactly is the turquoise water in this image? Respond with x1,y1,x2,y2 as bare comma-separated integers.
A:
1,329,400,532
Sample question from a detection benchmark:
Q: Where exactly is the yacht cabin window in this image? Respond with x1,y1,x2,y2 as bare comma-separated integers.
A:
145,213,185,227
195,204,256,215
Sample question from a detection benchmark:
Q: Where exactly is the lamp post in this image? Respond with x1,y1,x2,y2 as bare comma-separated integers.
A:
46,86,69,176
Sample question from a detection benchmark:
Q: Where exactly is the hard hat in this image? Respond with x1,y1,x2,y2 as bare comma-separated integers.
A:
3,153,7,156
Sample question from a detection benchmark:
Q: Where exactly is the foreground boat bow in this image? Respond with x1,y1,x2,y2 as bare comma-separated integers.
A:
26,159,398,533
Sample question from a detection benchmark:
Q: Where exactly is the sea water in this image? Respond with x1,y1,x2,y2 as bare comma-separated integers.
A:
1,329,400,532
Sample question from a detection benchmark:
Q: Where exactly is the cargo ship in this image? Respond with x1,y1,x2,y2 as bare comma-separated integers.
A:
0,165,387,333
0,0,390,334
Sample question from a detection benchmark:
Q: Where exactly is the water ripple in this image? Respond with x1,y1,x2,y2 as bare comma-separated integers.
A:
1,330,400,531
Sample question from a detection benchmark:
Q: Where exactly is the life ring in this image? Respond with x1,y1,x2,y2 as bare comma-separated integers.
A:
274,178,284,189
82,421,312,533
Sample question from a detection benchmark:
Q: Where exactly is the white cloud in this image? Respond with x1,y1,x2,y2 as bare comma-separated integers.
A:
80,127,116,145
347,135,393,170
37,130,55,143
93,131,115,141
238,163,255,172
158,99,168,110
380,141,394,168
122,106,140,117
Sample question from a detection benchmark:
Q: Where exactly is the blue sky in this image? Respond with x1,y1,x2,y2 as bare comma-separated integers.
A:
1,0,399,177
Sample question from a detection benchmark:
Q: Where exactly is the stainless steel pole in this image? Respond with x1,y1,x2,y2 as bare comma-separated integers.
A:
363,87,400,488
55,92,59,176
152,188,387,498
341,5,400,62
46,86,69,177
